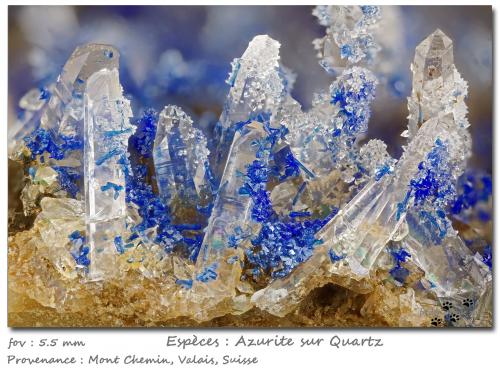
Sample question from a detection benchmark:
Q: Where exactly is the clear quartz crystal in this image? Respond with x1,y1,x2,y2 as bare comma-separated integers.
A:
35,197,84,279
321,115,461,273
84,68,135,281
194,121,268,298
284,99,337,177
407,29,458,140
10,44,119,161
221,35,285,128
9,88,50,158
398,32,490,323
19,88,47,111
312,6,381,73
405,213,490,298
214,35,286,178
253,114,457,316
153,105,209,205
284,66,377,179
43,44,119,135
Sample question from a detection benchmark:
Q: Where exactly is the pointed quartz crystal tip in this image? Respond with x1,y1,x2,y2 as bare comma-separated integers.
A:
30,44,120,144
221,34,284,128
413,28,453,86
213,34,286,182
9,44,120,157
153,105,209,205
40,44,120,135
58,44,119,100
407,29,458,140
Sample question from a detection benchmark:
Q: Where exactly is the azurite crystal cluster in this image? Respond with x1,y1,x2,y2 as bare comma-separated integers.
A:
8,6,492,327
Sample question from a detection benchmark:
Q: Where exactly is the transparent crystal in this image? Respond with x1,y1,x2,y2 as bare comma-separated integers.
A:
153,105,209,205
254,113,461,316
35,197,84,279
221,35,285,128
313,6,381,73
9,44,119,160
213,35,287,179
407,29,462,140
84,67,135,281
19,88,47,111
8,26,491,327
43,44,119,134
285,66,377,179
194,121,268,299
252,30,488,320
406,212,490,296
358,139,395,180
9,88,50,158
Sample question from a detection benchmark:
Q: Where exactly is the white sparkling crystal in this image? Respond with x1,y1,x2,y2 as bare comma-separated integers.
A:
221,35,286,128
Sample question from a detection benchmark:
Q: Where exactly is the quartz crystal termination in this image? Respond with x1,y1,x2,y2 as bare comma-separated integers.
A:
214,35,287,178
153,105,210,206
10,45,120,157
45,45,120,136
84,63,135,281
405,29,469,142
222,35,286,128
192,121,269,312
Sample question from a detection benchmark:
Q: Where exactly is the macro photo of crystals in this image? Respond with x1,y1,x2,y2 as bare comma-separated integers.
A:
7,5,493,328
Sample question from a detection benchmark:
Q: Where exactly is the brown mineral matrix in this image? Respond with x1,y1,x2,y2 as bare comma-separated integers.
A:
8,227,440,328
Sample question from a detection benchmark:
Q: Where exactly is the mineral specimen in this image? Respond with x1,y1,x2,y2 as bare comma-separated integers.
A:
83,66,135,280
153,105,210,206
213,35,286,178
195,121,269,299
313,5,381,73
8,6,492,328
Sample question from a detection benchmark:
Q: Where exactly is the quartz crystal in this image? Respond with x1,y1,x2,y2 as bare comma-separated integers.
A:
221,35,285,128
213,35,287,178
406,29,469,141
153,105,210,206
253,114,460,315
8,8,492,328
83,63,135,280
194,121,269,302
313,5,381,73
284,66,378,180
9,44,120,156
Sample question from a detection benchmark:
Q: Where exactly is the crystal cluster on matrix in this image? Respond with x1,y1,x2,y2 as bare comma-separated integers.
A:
8,6,492,327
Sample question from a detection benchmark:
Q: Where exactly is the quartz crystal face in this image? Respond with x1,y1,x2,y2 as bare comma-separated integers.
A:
84,68,135,280
153,105,209,206
8,6,492,328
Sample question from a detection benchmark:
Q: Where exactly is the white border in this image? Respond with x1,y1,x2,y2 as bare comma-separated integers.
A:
1,1,497,370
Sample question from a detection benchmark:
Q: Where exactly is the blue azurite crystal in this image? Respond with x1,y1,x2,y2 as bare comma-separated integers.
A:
388,247,411,284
